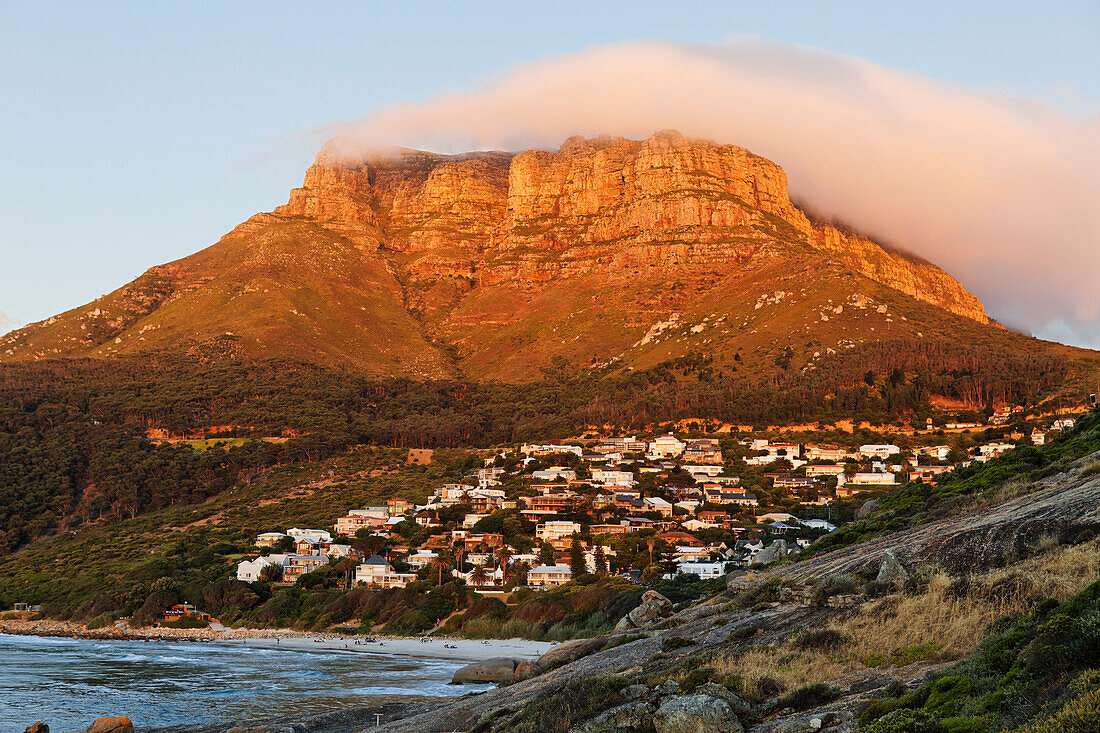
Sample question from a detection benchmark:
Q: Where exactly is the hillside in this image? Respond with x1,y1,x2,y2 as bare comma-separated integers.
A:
7,130,1078,386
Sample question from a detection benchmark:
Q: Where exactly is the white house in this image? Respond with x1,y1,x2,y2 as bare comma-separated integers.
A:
683,465,723,477
407,550,438,568
254,532,287,548
532,467,577,481
286,528,332,543
520,443,584,457
591,469,636,486
859,445,901,459
535,521,582,543
643,496,674,516
236,554,290,582
847,472,897,485
805,465,846,477
649,434,686,458
672,561,727,579
527,564,573,587
355,555,417,588
800,518,838,532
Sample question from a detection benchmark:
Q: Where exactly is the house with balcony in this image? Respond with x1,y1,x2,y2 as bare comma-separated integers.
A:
355,555,417,589
527,564,573,587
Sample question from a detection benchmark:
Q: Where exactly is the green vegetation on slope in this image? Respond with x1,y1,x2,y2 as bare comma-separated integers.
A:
859,579,1100,732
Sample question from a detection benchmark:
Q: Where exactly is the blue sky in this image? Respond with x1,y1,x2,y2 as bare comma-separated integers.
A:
1,1,1097,342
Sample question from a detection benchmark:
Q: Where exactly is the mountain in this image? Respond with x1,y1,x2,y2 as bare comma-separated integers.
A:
0,130,1081,384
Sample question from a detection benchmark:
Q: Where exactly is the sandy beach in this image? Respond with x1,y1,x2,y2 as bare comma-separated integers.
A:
231,633,553,661
0,617,553,662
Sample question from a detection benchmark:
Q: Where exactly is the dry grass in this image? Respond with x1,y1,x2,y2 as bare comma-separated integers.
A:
713,539,1100,699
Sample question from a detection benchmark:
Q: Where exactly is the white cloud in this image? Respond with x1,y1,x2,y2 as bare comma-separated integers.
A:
328,38,1100,349
0,309,18,337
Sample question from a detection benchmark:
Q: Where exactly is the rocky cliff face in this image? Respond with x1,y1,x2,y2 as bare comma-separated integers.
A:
270,130,986,322
1,131,998,377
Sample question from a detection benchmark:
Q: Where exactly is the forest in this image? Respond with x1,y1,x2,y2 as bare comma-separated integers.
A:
0,338,1072,553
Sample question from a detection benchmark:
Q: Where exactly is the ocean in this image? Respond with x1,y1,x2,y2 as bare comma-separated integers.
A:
0,633,487,732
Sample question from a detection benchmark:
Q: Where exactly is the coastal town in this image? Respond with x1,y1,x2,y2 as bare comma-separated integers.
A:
232,412,1080,596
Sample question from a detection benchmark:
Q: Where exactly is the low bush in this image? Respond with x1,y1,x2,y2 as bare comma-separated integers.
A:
810,573,861,606
727,625,759,642
778,682,842,711
796,628,851,651
662,635,694,651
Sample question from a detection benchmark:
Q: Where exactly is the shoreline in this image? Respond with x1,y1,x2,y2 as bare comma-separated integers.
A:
0,618,553,662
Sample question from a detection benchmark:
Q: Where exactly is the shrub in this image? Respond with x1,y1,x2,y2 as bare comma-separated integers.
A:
810,573,861,606
161,615,208,629
678,666,718,692
755,675,785,698
778,682,842,711
728,625,759,642
662,635,694,651
796,628,851,651
732,578,782,609
86,612,115,629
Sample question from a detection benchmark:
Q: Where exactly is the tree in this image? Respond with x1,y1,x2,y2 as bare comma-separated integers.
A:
258,564,284,584
569,536,586,577
594,544,608,576
494,546,513,572
429,555,449,586
539,542,556,566
646,536,657,566
469,563,490,588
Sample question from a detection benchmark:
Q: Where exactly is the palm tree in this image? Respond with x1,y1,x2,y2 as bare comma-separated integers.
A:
646,536,657,566
429,555,449,586
494,546,513,573
507,561,530,587
469,563,490,588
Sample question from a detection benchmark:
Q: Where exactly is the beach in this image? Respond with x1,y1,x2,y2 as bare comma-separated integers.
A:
231,632,552,660
0,617,552,661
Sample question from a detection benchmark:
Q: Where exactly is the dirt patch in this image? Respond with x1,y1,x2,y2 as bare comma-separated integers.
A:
407,449,433,465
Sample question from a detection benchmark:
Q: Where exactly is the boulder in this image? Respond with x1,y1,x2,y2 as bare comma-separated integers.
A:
24,724,48,733
569,701,656,732
654,695,743,733
538,636,606,666
87,718,133,733
875,549,909,587
621,683,652,701
856,499,881,519
624,590,674,628
694,683,754,717
511,660,539,683
450,657,522,684
656,679,682,695
750,540,788,567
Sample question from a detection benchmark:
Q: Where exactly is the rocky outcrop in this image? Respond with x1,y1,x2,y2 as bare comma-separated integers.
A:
86,718,133,733
451,656,526,684
653,694,743,733
23,724,48,733
875,548,909,588
568,701,656,732
808,225,988,324
751,540,789,567
615,590,675,631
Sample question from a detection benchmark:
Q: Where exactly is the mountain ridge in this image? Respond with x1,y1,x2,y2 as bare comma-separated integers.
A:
0,130,1045,384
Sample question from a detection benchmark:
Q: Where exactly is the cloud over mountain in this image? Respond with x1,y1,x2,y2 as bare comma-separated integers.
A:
329,38,1100,348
